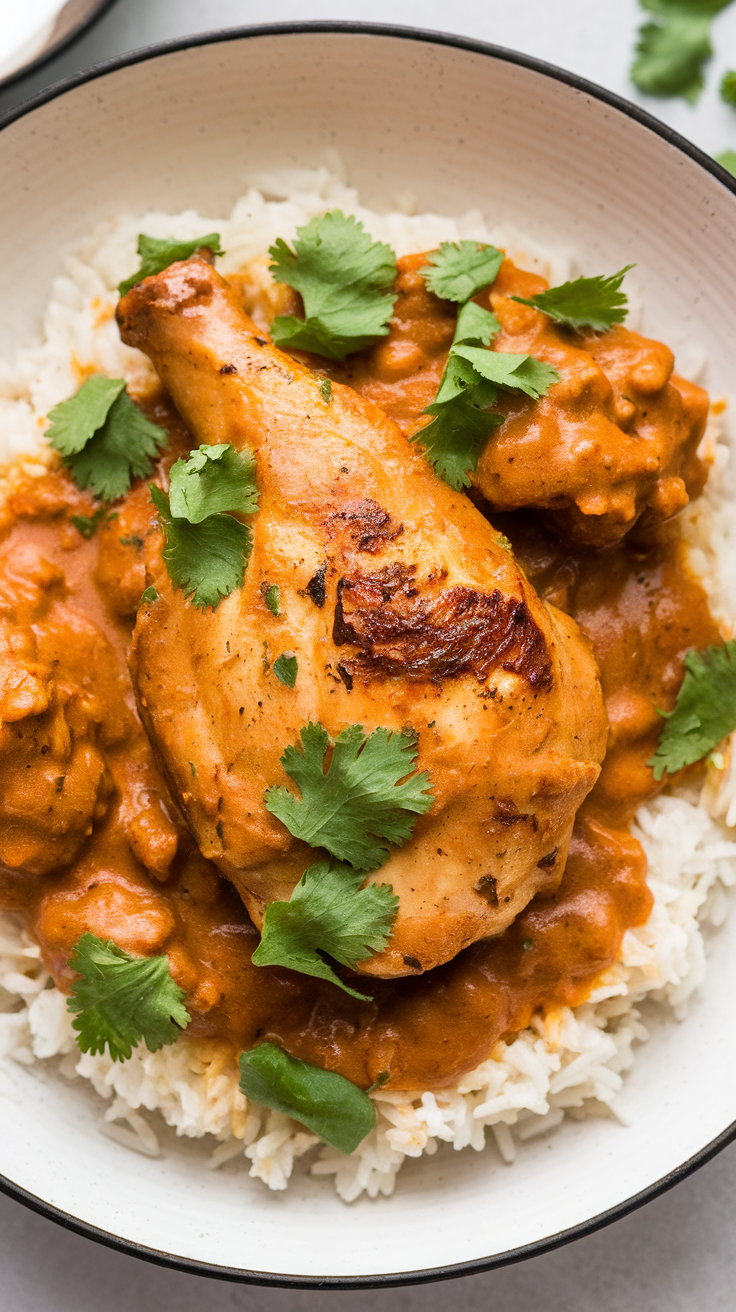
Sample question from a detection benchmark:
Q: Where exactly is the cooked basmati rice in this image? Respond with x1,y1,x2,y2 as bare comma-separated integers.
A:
0,169,733,1202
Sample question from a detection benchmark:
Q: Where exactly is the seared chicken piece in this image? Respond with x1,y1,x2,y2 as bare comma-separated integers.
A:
118,259,607,978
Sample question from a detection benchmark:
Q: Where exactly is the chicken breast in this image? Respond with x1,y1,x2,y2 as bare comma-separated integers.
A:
118,259,607,978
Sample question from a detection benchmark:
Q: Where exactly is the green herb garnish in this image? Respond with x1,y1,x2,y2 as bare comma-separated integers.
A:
70,507,108,539
511,266,634,332
67,933,190,1062
412,284,558,490
168,444,258,523
139,586,158,606
252,859,398,999
264,722,433,872
319,378,332,403
721,68,736,103
238,1042,375,1154
46,376,168,501
423,240,504,302
269,211,397,360
263,583,281,615
150,443,258,611
649,640,736,779
631,0,732,104
716,148,736,175
273,652,298,688
119,232,223,296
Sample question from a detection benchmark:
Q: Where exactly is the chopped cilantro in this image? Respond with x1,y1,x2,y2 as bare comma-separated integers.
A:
423,240,504,302
139,586,158,606
238,1043,375,1154
70,507,108,539
168,444,258,523
319,378,332,403
367,1070,390,1093
46,377,168,501
151,486,253,612
119,232,223,296
119,535,144,549
67,933,190,1062
418,393,504,491
269,211,397,360
649,640,736,779
252,858,398,999
511,266,634,332
721,68,736,103
631,0,732,104
273,652,298,688
264,721,433,871
263,583,281,615
716,148,736,175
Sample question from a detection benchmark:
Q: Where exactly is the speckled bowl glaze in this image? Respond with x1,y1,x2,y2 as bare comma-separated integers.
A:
1,23,736,1288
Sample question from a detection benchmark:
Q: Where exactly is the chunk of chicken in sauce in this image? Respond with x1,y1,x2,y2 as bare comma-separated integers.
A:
239,253,710,548
116,258,608,979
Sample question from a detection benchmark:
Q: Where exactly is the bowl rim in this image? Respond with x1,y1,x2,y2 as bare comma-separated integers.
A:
0,0,117,92
2,17,736,1290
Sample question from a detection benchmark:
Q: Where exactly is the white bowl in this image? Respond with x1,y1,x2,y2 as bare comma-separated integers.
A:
1,22,736,1288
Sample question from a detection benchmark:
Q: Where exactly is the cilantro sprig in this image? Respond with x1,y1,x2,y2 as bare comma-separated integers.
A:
631,0,732,103
511,266,634,333
264,722,433,871
423,240,504,303
151,443,258,611
413,249,559,490
252,859,398,999
269,211,397,360
649,640,736,780
119,232,223,296
238,1043,375,1154
67,933,190,1062
46,376,168,501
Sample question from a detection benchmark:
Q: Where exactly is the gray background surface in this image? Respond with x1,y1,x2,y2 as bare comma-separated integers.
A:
1,1,736,1307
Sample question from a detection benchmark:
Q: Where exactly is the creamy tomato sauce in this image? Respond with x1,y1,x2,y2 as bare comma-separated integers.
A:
0,260,720,1092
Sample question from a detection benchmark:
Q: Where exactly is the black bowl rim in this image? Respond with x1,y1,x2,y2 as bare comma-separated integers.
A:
0,0,117,92
1,17,736,1291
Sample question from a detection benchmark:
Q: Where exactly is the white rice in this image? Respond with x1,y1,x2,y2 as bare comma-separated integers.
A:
0,169,734,1203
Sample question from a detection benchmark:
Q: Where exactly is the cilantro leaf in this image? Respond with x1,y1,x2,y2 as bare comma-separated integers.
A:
648,640,736,780
46,376,124,456
238,1043,375,1153
252,859,398,999
70,507,108,539
423,240,504,302
263,583,281,615
66,932,190,1062
139,586,158,605
269,211,397,361
264,722,433,871
319,378,332,403
716,148,736,175
272,652,298,688
453,345,561,399
168,444,258,523
151,486,252,611
721,68,736,104
511,266,634,332
47,378,168,502
119,232,223,296
630,1,732,103
417,395,504,490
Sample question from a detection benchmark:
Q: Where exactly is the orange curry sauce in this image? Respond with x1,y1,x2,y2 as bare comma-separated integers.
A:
0,258,721,1092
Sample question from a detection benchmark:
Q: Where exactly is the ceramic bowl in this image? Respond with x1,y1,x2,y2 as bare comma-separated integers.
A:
1,22,736,1288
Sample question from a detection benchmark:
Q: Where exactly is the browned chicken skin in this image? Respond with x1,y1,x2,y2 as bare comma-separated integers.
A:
117,259,607,978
